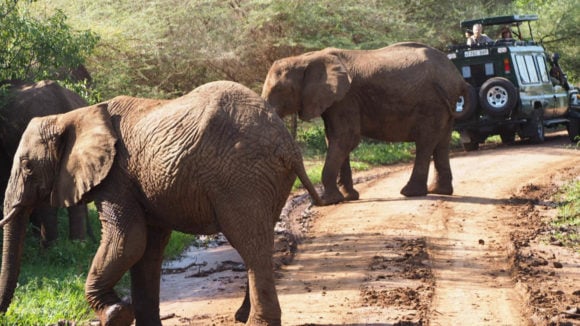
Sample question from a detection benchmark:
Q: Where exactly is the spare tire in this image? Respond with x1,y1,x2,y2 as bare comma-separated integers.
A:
453,84,477,121
479,77,518,117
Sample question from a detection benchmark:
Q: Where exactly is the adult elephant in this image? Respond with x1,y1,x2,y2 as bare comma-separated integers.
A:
262,42,471,205
0,81,321,325
0,80,92,246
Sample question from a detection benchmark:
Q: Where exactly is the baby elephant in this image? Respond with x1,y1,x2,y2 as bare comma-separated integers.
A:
0,81,321,325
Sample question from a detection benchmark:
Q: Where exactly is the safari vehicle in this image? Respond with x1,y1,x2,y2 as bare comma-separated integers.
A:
447,14,580,150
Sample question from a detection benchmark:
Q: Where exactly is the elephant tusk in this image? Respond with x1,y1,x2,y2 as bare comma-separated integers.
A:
0,207,21,228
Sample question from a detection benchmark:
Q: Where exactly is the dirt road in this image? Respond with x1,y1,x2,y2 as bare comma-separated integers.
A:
158,132,580,325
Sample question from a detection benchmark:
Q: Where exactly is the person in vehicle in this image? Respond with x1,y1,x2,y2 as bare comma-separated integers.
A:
499,26,513,39
467,23,492,45
549,53,569,90
465,29,473,40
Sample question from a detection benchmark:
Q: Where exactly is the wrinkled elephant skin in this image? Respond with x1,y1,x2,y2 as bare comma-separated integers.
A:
0,81,319,326
262,42,471,204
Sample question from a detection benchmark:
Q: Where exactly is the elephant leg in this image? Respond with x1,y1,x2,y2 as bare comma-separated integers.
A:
321,145,346,205
67,205,88,241
338,156,359,201
31,204,58,248
130,226,171,326
428,129,453,195
321,112,361,204
401,140,436,197
86,201,147,326
220,209,281,325
322,140,361,204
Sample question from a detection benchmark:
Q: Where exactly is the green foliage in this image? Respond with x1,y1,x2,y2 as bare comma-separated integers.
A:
0,208,101,324
550,180,580,251
352,141,415,165
0,0,98,83
514,0,580,82
1,275,90,325
296,121,327,157
24,0,578,99
58,79,102,105
164,232,198,260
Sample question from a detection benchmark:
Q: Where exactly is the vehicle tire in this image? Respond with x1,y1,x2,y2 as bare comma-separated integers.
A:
567,118,580,143
527,111,545,144
453,85,477,121
479,77,518,117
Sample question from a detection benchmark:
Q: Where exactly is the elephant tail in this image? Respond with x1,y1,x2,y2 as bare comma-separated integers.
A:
453,82,476,121
435,81,474,121
288,146,324,206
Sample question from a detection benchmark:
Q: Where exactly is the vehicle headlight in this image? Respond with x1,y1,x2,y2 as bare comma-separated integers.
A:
447,53,457,59
497,47,508,53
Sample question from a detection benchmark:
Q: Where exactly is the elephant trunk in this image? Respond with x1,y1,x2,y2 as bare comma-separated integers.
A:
0,206,29,313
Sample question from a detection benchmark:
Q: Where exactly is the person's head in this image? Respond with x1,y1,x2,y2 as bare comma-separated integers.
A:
501,27,512,39
465,29,473,38
472,24,483,37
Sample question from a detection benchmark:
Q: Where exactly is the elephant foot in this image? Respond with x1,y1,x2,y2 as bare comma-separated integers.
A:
246,315,281,326
321,189,345,205
98,302,134,326
340,186,359,201
400,182,428,197
428,182,453,195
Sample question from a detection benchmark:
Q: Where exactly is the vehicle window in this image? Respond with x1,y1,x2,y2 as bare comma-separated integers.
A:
485,63,494,76
525,56,539,83
461,66,471,78
515,55,540,84
515,56,530,83
535,55,550,82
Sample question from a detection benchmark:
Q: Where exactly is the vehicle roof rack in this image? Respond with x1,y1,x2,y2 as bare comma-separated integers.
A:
460,14,538,42
460,15,538,28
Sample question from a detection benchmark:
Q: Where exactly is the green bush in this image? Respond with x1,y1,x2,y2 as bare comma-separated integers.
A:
0,2,98,83
550,180,580,251
296,123,327,156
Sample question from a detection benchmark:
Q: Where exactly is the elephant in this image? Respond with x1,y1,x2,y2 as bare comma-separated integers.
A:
0,80,93,246
262,42,471,205
0,80,322,325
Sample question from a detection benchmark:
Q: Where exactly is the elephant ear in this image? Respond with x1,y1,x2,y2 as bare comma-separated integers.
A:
301,53,351,121
51,103,117,207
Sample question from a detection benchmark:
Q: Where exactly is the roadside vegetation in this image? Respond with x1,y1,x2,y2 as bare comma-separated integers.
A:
549,179,580,252
0,0,578,324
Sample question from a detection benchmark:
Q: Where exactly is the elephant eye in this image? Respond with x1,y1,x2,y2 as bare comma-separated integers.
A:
20,159,32,175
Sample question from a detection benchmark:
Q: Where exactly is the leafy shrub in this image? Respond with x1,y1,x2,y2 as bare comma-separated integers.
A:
0,3,98,83
353,141,414,165
550,180,580,251
296,123,327,156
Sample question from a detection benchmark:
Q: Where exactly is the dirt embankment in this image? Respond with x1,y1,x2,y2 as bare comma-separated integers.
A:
158,132,580,326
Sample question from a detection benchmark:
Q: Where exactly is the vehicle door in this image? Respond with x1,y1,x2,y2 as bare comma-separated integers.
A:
513,52,557,119
539,54,568,117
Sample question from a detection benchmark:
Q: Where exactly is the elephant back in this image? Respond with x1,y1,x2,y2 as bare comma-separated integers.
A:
120,81,296,199
0,80,87,157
